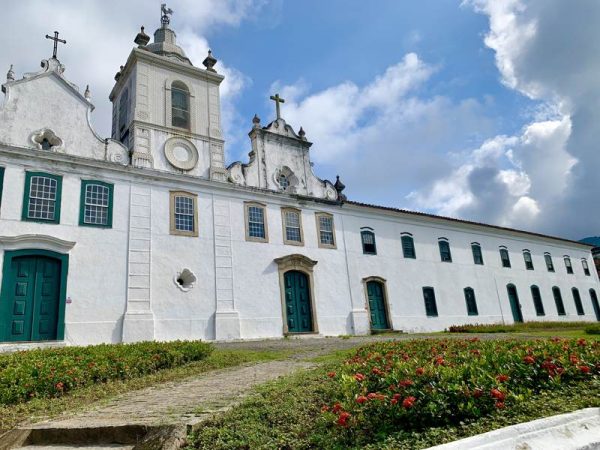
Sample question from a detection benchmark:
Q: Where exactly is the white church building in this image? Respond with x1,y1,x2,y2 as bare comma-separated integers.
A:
0,10,599,345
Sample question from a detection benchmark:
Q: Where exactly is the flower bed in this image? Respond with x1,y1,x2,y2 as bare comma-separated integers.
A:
321,338,599,436
447,321,593,333
0,340,212,405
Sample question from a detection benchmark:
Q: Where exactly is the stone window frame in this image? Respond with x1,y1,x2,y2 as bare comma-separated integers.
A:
244,201,269,243
169,190,198,237
362,276,393,330
315,212,336,249
79,180,114,228
273,254,319,335
281,207,304,246
165,78,195,133
21,171,62,225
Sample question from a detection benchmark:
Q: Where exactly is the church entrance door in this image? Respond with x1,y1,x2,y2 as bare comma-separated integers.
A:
367,280,389,330
507,284,523,323
284,270,313,333
0,253,63,342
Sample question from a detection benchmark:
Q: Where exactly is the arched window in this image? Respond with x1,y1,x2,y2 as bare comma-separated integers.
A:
423,287,438,317
464,287,478,315
523,250,534,270
582,259,591,276
530,285,545,316
590,289,600,321
552,287,566,316
118,88,129,145
564,256,573,274
544,253,555,272
171,81,190,129
438,238,452,262
499,247,511,268
572,288,584,315
401,233,416,259
361,228,377,255
471,242,484,265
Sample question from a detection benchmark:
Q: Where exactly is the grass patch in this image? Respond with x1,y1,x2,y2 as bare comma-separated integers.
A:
447,321,596,334
187,338,600,449
0,348,290,431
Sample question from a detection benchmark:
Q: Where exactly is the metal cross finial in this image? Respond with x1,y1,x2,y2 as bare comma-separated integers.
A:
270,93,285,120
45,31,66,59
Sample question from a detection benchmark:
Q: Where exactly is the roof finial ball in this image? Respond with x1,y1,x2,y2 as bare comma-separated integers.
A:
298,126,306,140
203,50,218,72
252,114,261,128
6,64,14,82
134,26,150,46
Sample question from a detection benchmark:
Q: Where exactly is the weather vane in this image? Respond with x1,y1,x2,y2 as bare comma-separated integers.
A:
161,3,174,26
45,31,66,59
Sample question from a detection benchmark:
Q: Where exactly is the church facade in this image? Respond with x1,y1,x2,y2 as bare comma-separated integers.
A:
0,11,599,345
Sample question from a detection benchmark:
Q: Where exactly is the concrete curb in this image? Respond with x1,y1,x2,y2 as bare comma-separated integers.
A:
427,408,600,450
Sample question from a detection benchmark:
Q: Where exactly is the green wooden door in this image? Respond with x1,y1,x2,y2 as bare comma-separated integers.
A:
284,271,313,333
2,256,61,341
367,281,389,330
507,284,523,323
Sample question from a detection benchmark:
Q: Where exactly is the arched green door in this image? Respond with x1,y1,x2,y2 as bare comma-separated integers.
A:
0,255,62,342
284,271,313,333
590,289,600,321
367,280,389,330
507,284,523,323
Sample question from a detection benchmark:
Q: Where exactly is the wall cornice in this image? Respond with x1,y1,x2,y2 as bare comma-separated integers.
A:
0,235,76,252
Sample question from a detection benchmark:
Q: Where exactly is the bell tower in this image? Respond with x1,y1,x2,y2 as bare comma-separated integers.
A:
109,4,227,180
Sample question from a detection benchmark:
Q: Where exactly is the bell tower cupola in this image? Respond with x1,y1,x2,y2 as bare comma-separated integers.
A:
109,4,227,180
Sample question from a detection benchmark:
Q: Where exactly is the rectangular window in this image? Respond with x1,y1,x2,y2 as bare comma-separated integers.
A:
582,259,591,276
531,286,545,316
245,203,268,242
423,287,438,317
523,251,534,270
565,257,573,274
500,248,511,268
471,243,483,265
316,213,336,248
438,240,452,262
22,172,62,224
464,288,478,315
79,180,113,228
545,254,555,272
361,229,377,255
553,287,566,316
401,234,416,259
282,208,303,245
573,288,585,315
169,191,198,236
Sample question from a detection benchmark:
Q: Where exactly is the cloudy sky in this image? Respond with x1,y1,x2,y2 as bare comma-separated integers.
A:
2,1,598,240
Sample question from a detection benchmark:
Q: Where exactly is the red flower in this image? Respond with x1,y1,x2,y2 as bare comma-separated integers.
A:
495,401,505,409
356,395,368,404
55,382,64,391
434,357,446,366
415,367,425,376
471,349,481,356
337,411,351,427
490,388,505,401
321,405,330,413
332,402,342,413
327,371,336,378
398,379,414,387
496,374,509,383
372,367,383,376
523,355,535,365
402,396,416,409
577,338,587,347
367,392,377,400
579,365,591,374
391,398,398,405
570,355,579,364
393,393,402,401
354,373,366,382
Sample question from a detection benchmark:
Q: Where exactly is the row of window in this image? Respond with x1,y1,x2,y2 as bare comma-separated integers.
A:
422,285,598,318
361,231,591,276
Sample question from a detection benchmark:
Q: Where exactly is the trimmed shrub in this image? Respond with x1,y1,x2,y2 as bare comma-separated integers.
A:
321,338,599,439
586,325,600,335
447,321,592,333
0,340,212,405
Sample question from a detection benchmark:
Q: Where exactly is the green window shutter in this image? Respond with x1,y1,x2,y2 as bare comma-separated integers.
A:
22,172,62,224
79,180,114,228
361,230,377,255
423,287,438,317
553,287,566,316
471,243,483,265
401,235,416,259
572,288,585,315
500,248,511,268
531,285,545,316
464,288,478,315
438,240,452,262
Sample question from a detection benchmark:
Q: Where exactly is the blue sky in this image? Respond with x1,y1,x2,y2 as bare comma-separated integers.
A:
2,1,599,239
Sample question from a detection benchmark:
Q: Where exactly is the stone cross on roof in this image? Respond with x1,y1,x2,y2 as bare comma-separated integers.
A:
45,31,66,60
270,93,285,120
